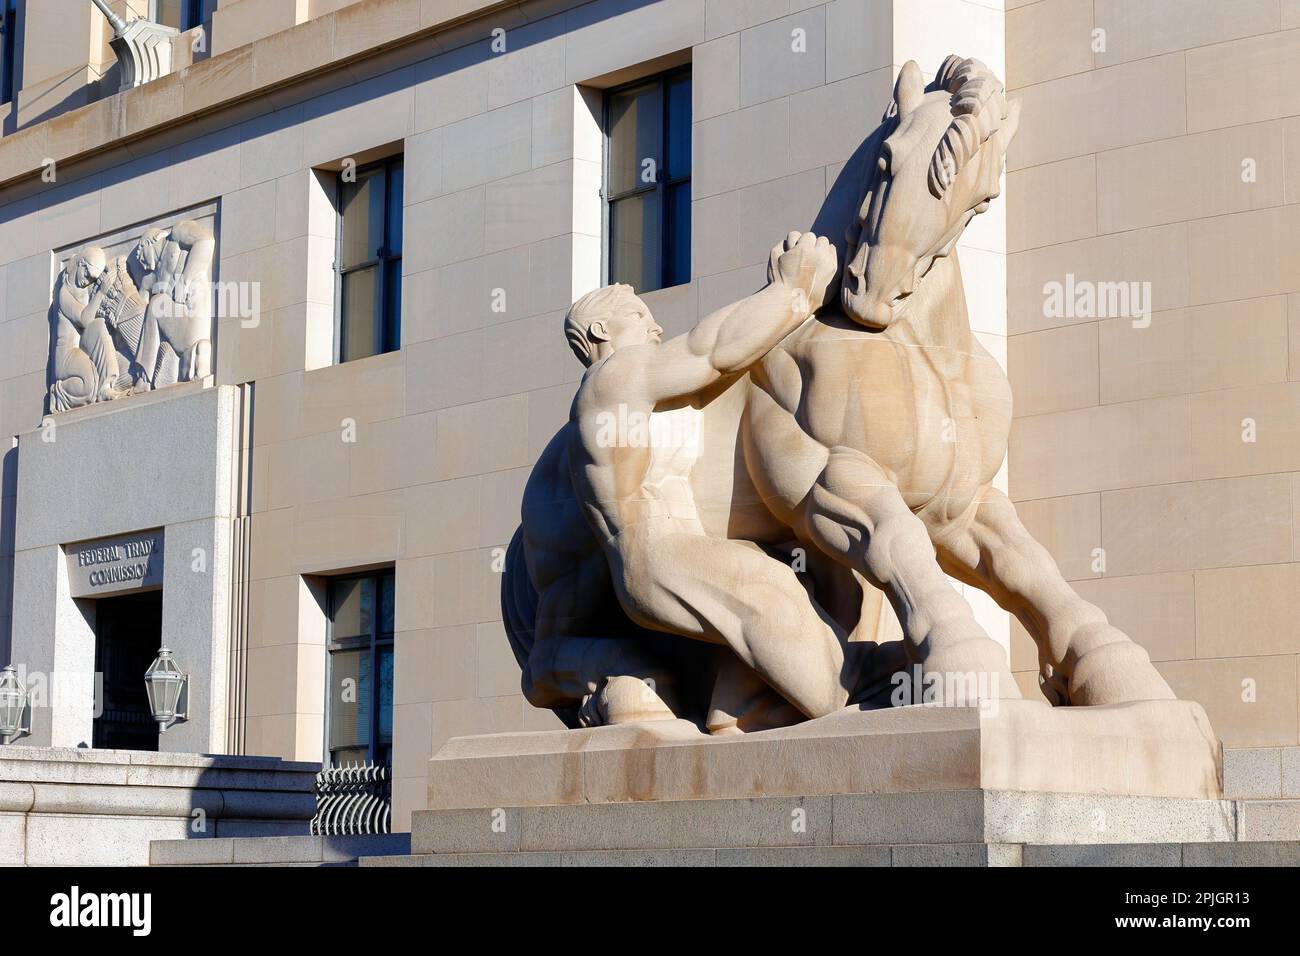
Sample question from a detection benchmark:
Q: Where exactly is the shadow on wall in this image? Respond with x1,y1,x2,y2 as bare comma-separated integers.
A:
8,0,658,135
13,3,216,134
6,0,670,250
0,443,14,664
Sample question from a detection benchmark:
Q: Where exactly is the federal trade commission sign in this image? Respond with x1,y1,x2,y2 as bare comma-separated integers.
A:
66,529,164,598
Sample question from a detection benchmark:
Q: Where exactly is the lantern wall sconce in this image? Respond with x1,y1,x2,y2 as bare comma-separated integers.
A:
144,647,188,733
0,665,31,743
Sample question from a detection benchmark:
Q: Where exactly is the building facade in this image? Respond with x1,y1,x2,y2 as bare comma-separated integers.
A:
1003,0,1300,755
0,0,1292,833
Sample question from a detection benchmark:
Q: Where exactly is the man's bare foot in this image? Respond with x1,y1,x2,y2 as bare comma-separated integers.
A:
578,675,677,727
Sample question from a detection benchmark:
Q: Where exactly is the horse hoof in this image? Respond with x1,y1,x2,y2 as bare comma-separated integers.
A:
921,637,1022,703
1067,640,1175,706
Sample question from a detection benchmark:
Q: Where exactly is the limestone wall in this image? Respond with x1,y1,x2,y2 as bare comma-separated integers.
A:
1004,0,1300,749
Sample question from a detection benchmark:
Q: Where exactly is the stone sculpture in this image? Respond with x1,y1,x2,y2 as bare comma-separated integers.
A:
49,219,215,413
504,55,1178,733
50,248,122,411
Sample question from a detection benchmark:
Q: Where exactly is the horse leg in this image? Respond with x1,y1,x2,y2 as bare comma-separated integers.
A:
706,651,804,734
798,445,1020,701
935,487,1174,705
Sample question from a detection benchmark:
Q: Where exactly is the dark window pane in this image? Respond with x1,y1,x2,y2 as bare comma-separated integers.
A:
378,572,395,635
666,74,691,181
192,0,218,28
378,646,394,747
609,192,661,293
607,82,662,197
328,649,370,753
387,163,404,255
339,167,385,269
327,572,394,767
384,259,402,354
329,575,373,641
340,267,380,362
666,181,691,287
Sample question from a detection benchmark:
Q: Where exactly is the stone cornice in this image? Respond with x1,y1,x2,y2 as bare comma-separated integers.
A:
0,0,528,193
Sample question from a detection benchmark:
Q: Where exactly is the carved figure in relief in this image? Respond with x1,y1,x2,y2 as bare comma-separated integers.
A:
50,248,125,412
47,219,216,412
130,220,216,388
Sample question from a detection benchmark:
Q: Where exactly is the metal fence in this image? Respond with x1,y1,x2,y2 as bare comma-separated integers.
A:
310,762,391,835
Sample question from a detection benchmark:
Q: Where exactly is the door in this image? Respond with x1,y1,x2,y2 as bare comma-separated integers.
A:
92,591,163,751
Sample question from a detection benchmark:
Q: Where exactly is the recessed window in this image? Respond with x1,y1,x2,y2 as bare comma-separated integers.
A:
605,67,692,293
335,157,404,362
151,0,215,30
0,0,18,106
325,571,395,768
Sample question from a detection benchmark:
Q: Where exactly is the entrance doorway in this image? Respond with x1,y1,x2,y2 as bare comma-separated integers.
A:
92,591,163,751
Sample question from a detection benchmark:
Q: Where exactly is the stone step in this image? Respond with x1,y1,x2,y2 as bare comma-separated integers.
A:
1236,799,1300,841
1222,747,1300,798
363,844,1024,867
361,840,1300,868
409,789,1238,855
150,832,410,866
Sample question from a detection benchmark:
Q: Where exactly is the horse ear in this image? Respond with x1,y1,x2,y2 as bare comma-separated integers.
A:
894,60,925,117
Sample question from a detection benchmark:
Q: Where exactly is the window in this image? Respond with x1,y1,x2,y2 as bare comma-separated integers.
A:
335,157,404,362
325,572,394,768
605,67,691,293
0,0,17,106
151,0,215,30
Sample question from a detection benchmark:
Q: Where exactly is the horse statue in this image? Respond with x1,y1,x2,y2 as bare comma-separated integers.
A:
504,55,1176,734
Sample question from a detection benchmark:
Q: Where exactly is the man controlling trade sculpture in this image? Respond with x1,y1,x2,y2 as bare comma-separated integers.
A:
49,219,216,414
504,54,1178,734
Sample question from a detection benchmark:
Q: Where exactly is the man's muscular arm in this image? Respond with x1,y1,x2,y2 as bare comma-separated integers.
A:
613,231,837,407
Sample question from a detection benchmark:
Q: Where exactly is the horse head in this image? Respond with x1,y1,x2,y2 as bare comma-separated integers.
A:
842,55,1019,329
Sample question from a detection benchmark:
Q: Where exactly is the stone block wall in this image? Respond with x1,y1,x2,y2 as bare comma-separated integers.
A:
1004,0,1300,749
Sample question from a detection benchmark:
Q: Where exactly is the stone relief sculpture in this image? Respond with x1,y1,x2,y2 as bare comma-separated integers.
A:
504,55,1178,734
51,248,123,411
49,219,215,413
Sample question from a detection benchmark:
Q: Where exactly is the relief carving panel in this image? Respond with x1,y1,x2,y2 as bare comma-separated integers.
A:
49,208,217,414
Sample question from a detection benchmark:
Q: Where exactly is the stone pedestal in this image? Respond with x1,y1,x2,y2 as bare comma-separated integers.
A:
425,700,1223,809
352,700,1259,867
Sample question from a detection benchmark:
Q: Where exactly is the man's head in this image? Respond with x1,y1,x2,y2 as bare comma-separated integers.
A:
564,283,662,366
131,228,169,273
70,247,107,289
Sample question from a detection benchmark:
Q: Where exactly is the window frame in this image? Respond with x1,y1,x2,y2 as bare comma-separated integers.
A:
0,0,18,106
149,0,211,31
602,65,692,294
333,156,404,364
323,570,396,769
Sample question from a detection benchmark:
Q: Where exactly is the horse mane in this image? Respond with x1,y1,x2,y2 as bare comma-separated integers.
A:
926,55,1010,198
